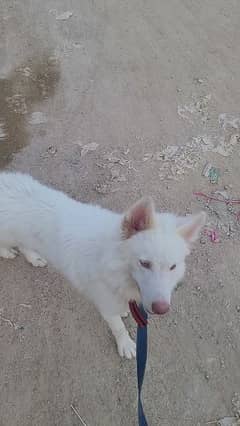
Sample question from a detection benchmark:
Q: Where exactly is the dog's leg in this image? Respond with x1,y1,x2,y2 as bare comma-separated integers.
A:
104,315,136,359
0,247,18,259
20,248,47,267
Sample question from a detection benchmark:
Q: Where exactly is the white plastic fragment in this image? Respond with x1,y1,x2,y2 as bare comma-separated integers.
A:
218,417,240,426
56,11,73,21
0,123,6,140
219,113,240,131
80,142,99,157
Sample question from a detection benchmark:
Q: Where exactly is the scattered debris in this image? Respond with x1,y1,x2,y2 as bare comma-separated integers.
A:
220,358,225,368
219,114,240,131
0,123,6,140
194,77,204,84
232,393,240,419
56,11,73,21
95,148,133,192
101,149,136,171
205,229,220,243
72,42,83,49
0,314,15,328
0,313,23,330
202,162,220,184
110,167,120,180
15,325,25,330
48,8,57,15
110,167,126,182
29,111,48,125
194,191,240,239
70,404,88,425
102,149,134,170
6,94,27,114
19,303,32,309
80,142,99,157
142,132,239,181
215,417,240,426
213,134,240,157
204,372,210,381
21,66,32,77
192,134,240,157
94,183,118,195
177,94,211,124
103,152,127,166
202,163,211,177
40,145,58,159
170,98,240,180
194,191,240,206
208,167,220,184
46,145,57,155
143,153,153,162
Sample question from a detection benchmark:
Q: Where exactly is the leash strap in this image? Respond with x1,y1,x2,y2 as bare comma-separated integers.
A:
136,305,148,426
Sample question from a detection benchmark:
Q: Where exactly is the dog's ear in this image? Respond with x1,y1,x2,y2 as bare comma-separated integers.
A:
122,197,155,239
177,212,206,243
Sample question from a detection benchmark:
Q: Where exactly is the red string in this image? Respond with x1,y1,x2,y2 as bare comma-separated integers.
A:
194,191,240,223
193,191,240,205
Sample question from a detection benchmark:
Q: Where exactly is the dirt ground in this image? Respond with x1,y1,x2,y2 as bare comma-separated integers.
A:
1,1,240,425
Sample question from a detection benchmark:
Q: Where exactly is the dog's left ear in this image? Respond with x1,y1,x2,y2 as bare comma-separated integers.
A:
177,212,206,243
122,197,155,239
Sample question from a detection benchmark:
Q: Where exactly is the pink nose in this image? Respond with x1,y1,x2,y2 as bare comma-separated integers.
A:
152,301,170,315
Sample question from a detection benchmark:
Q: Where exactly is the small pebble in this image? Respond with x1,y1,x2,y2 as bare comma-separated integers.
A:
47,146,57,155
204,373,210,381
56,11,73,20
220,359,225,368
194,78,204,84
15,325,24,330
236,305,240,312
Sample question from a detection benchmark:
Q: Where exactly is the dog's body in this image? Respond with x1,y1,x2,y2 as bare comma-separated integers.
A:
0,172,205,358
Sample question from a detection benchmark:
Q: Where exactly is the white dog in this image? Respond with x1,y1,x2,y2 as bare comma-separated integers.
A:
0,172,206,358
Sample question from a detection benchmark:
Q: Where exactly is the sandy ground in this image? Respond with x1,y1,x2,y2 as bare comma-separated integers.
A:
1,1,240,425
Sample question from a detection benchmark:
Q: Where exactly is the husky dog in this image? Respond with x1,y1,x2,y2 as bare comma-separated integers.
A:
0,172,206,358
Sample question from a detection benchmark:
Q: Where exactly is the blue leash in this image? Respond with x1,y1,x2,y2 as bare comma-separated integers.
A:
136,305,148,426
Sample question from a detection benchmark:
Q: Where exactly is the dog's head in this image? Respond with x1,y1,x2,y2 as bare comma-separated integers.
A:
122,197,206,315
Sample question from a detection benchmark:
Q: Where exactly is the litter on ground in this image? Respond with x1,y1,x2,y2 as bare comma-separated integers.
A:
56,11,73,21
194,191,240,240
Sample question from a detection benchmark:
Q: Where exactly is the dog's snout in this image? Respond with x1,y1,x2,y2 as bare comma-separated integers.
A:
151,301,170,315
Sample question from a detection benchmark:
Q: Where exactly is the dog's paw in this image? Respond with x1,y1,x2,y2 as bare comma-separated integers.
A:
28,255,47,267
32,258,47,267
0,248,18,259
23,250,47,267
117,333,136,359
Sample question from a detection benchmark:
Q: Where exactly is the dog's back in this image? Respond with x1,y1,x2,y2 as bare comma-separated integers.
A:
0,172,120,275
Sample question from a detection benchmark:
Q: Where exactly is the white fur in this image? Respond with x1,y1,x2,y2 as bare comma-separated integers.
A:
0,172,205,359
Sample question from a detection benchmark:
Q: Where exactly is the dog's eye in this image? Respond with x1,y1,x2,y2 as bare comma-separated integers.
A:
139,260,152,270
170,264,176,271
